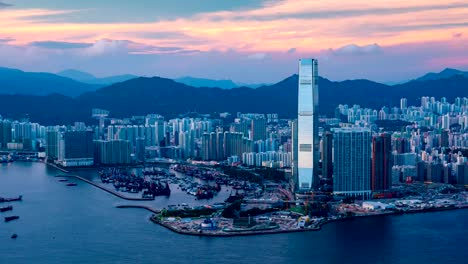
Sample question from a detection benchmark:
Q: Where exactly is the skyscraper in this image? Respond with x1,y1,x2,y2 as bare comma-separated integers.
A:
297,58,319,190
291,120,298,192
251,118,267,141
45,128,60,160
58,130,94,167
0,120,12,149
333,128,372,199
400,98,407,110
322,132,333,179
372,133,392,191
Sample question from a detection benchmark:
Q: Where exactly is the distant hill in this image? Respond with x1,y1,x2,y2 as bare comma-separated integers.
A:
0,67,99,97
57,69,138,86
175,76,270,89
1,73,467,125
416,68,468,82
174,76,238,89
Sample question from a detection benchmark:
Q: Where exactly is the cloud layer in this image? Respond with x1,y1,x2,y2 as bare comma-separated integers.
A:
0,0,467,83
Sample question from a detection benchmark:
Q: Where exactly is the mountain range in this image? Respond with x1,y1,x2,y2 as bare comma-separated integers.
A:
416,68,468,82
0,67,467,125
174,76,269,89
0,67,99,97
57,69,138,86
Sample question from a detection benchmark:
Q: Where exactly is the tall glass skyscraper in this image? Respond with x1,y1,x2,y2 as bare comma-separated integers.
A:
333,128,372,199
297,59,319,190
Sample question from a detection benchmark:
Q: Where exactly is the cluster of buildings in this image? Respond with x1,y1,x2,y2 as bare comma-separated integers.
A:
0,112,290,169
291,58,468,198
1,58,467,201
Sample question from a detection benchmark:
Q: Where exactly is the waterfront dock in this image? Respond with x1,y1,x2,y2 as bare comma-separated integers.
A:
56,175,154,201
116,204,160,214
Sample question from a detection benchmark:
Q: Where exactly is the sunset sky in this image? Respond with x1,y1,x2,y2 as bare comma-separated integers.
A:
1,0,467,83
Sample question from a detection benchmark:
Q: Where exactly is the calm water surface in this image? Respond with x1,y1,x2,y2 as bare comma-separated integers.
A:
0,162,467,264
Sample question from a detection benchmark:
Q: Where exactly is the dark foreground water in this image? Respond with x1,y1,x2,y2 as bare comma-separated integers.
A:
1,162,467,264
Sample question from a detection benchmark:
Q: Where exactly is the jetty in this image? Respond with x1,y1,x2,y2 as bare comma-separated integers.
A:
116,204,160,214
56,175,154,201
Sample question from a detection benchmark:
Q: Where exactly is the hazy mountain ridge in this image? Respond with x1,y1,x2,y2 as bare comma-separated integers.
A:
0,67,99,97
416,68,468,82
1,72,467,125
57,69,138,86
174,76,270,89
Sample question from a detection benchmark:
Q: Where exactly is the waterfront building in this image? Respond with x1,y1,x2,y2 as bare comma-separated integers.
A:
456,163,468,185
297,58,319,191
45,128,60,160
58,130,94,167
0,120,13,149
135,137,146,161
427,162,443,183
372,133,392,191
333,128,372,199
94,139,132,165
416,161,427,181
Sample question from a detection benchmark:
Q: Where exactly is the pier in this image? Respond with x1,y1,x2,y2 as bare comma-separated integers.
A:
116,204,160,214
56,175,155,201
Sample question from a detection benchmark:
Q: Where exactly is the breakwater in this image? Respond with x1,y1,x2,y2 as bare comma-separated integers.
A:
55,175,154,201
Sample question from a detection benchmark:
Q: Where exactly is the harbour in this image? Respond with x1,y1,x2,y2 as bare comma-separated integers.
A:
1,162,467,264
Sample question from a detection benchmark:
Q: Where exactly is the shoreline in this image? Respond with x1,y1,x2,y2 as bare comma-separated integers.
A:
45,161,70,173
50,164,468,237
149,216,323,237
146,205,468,237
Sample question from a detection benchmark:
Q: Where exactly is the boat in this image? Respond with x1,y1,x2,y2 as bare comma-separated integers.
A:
58,179,68,182
0,195,22,203
0,206,13,212
5,216,19,222
11,234,18,239
66,183,77,186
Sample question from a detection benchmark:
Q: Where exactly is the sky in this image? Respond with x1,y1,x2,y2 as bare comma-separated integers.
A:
0,0,467,83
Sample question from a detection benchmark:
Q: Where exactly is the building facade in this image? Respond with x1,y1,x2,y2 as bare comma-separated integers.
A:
372,133,392,191
333,128,372,199
297,58,319,190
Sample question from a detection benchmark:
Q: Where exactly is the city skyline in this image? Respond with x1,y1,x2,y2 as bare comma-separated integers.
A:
0,1,467,83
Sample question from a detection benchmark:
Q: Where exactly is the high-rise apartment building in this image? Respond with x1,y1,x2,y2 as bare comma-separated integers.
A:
372,133,392,191
0,120,12,149
58,130,94,167
297,58,319,190
251,118,267,141
322,132,333,179
333,128,372,199
46,128,60,160
400,98,407,110
94,139,132,165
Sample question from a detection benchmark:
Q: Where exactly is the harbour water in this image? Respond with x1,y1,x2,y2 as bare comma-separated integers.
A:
1,162,467,264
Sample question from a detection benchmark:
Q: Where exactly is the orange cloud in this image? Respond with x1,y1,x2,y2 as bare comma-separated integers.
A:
0,0,467,54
